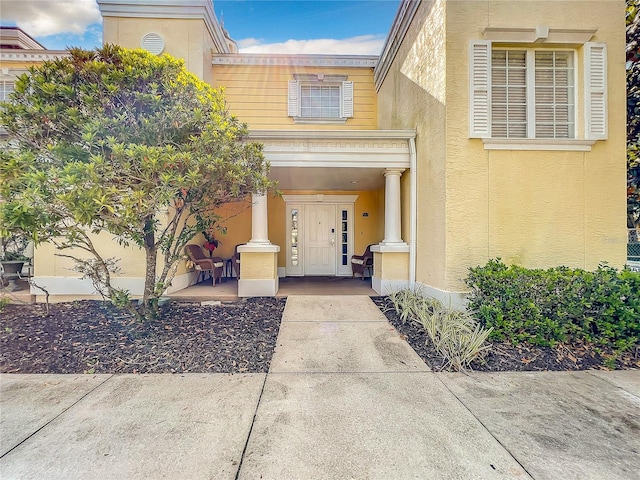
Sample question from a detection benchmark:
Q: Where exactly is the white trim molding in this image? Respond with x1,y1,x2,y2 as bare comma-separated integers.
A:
213,54,377,67
0,50,68,62
482,139,596,151
249,129,415,169
482,26,597,44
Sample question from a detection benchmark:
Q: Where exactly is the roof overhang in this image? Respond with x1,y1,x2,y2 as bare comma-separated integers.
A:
374,0,420,91
0,27,46,50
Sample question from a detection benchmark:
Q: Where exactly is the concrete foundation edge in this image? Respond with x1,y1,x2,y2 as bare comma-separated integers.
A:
238,277,279,297
30,273,192,297
372,278,468,311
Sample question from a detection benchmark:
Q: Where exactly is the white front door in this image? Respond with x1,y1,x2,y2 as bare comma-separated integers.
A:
304,204,336,275
284,196,356,277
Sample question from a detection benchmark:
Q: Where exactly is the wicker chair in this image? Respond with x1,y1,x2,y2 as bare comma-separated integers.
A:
351,244,374,280
185,244,224,286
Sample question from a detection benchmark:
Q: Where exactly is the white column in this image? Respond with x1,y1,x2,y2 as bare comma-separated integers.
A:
249,192,270,244
382,168,405,245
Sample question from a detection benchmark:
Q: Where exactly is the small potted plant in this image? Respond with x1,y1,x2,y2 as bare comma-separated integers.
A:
1,232,31,290
202,230,220,256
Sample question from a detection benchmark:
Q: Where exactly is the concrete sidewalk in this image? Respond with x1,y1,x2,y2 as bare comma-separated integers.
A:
1,295,639,479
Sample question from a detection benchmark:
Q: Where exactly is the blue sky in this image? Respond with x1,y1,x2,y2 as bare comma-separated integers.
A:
0,0,401,55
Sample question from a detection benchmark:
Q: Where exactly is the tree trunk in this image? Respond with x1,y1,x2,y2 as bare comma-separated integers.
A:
142,216,158,319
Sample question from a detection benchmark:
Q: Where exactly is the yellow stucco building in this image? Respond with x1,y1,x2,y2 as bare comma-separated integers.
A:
0,0,627,306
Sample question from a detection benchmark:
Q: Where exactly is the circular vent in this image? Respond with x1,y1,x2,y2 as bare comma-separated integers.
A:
140,33,164,55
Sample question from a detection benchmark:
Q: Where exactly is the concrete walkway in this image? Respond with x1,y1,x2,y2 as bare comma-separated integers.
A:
1,295,639,479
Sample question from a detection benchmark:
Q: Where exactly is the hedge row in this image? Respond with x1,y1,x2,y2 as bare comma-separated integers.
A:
465,259,640,351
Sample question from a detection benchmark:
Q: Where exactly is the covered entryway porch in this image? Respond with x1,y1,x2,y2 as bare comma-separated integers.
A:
169,276,376,302
233,129,416,297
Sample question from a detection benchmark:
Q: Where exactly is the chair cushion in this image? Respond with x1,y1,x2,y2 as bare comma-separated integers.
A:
351,258,365,265
213,262,224,268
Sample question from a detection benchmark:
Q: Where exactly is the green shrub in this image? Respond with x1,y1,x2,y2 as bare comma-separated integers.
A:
466,259,640,351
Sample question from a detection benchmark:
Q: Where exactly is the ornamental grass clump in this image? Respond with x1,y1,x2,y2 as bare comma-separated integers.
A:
388,288,492,371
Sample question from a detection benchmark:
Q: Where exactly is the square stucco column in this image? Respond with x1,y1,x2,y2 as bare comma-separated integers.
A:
237,193,280,297
371,168,410,295
370,247,410,295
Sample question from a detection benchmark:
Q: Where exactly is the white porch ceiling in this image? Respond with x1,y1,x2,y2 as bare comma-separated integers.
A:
269,166,386,191
249,129,415,192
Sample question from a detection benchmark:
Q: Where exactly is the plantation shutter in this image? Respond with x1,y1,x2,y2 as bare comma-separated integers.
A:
469,40,492,138
341,81,354,118
288,80,299,117
584,42,607,140
0,80,14,101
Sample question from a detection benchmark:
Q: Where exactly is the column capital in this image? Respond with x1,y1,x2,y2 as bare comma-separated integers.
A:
383,168,405,177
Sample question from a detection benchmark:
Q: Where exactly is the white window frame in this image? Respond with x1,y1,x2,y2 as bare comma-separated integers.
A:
288,74,353,124
469,40,607,151
0,68,27,103
491,47,577,140
0,68,27,137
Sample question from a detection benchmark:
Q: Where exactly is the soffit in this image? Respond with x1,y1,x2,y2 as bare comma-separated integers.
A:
249,129,414,191
270,166,385,191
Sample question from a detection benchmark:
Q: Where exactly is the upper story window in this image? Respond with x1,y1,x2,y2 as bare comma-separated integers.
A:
469,39,607,149
301,84,340,118
0,79,15,102
288,74,353,124
491,49,575,139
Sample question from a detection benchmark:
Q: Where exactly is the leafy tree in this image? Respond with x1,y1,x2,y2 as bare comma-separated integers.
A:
0,45,275,319
628,0,640,228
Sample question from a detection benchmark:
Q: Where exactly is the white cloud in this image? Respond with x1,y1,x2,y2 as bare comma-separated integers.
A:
0,0,102,37
238,35,385,56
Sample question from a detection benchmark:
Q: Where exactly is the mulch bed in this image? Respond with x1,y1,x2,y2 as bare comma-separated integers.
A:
2,296,638,374
372,297,640,371
0,298,285,374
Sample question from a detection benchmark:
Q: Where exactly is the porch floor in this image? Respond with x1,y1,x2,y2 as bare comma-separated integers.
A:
169,276,376,302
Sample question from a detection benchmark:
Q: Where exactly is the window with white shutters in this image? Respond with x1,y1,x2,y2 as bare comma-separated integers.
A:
300,84,340,118
288,76,353,123
469,40,607,144
490,48,575,139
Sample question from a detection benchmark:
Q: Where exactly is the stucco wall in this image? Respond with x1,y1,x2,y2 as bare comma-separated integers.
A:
102,17,213,80
378,0,626,294
444,0,627,291
377,0,448,290
239,252,277,279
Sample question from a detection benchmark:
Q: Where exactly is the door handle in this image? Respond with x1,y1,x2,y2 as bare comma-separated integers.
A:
330,237,335,246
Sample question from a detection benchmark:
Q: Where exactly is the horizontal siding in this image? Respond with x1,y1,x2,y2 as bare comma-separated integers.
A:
211,64,378,129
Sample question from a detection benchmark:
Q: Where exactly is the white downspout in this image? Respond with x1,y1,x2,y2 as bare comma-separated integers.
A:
409,133,417,286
